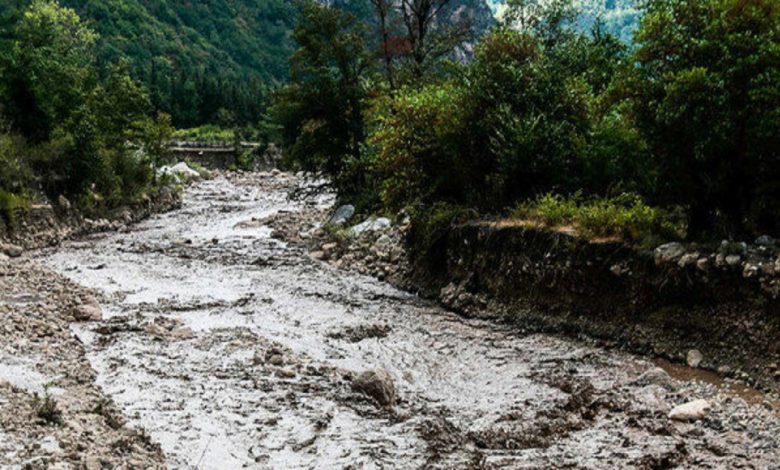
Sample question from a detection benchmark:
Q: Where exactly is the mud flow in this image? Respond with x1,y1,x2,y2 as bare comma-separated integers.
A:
38,173,779,468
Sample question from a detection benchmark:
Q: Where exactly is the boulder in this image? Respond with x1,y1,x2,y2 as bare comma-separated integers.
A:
654,242,686,265
349,217,391,237
0,243,23,258
352,368,396,408
725,255,741,267
669,399,711,421
327,205,355,227
686,350,704,368
634,367,673,388
72,304,103,322
158,162,201,182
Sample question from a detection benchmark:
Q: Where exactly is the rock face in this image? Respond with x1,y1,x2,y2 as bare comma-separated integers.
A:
352,368,396,408
669,399,711,421
327,205,355,227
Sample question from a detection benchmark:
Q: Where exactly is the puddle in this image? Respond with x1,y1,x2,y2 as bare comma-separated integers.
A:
654,358,779,410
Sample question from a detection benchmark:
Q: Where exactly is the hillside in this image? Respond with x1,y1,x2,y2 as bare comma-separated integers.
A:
1,0,496,126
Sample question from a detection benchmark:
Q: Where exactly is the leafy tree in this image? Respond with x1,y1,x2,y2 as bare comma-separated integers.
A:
272,1,373,199
3,0,96,142
626,0,780,236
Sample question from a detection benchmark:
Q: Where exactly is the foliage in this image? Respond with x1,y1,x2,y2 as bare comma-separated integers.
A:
0,0,169,217
0,0,296,128
272,1,374,201
369,83,467,210
33,385,63,426
513,193,676,242
624,0,780,237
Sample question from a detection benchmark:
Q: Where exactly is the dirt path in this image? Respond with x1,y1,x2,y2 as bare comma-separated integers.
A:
20,172,780,468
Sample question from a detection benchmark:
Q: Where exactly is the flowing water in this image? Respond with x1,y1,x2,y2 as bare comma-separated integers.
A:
38,173,779,469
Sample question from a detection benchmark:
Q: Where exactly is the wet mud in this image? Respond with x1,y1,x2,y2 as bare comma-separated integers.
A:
35,172,779,468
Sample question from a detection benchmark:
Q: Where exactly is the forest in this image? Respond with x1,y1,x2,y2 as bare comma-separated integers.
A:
1,0,779,243
274,0,780,243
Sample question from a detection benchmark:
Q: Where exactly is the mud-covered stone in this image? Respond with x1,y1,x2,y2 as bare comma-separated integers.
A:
352,368,396,407
72,304,103,322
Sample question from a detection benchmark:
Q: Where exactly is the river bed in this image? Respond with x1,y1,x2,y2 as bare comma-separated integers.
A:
37,172,779,468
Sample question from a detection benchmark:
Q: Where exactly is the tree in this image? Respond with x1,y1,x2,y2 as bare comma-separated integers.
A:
625,0,780,236
272,1,373,198
4,0,97,142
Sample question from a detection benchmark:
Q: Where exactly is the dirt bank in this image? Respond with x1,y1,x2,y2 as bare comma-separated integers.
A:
425,223,780,394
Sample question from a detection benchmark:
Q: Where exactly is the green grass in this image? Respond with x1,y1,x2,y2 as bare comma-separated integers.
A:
173,126,234,142
513,193,679,243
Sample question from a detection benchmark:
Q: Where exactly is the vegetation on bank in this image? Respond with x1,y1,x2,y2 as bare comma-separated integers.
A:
0,1,173,224
275,0,780,246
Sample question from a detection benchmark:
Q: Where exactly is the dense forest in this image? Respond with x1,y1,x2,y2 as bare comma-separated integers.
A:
275,0,780,242
0,0,296,127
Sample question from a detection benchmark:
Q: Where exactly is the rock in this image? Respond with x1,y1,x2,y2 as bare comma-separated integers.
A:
170,327,194,340
352,368,396,407
268,354,284,366
83,455,102,470
742,263,759,278
309,251,326,261
0,243,23,258
349,217,392,237
158,162,201,182
687,350,704,368
57,195,71,211
321,242,338,254
669,399,711,421
678,253,699,268
327,205,355,226
634,367,673,388
725,255,741,267
755,235,775,247
72,304,103,322
374,234,393,249
654,242,686,265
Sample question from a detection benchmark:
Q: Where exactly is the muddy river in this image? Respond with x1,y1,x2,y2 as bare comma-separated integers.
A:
38,173,779,468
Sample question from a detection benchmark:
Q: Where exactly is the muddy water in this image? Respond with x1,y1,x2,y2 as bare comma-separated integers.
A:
38,173,779,469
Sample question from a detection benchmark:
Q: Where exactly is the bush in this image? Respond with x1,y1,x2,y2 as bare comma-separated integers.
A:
369,83,466,210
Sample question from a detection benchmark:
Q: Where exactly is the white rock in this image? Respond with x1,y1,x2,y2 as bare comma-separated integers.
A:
654,242,686,265
327,205,355,226
349,217,391,237
669,399,711,421
687,350,703,368
158,162,201,182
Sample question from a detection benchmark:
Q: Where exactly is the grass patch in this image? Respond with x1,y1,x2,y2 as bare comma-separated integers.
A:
513,193,680,243
33,385,63,426
173,125,234,142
